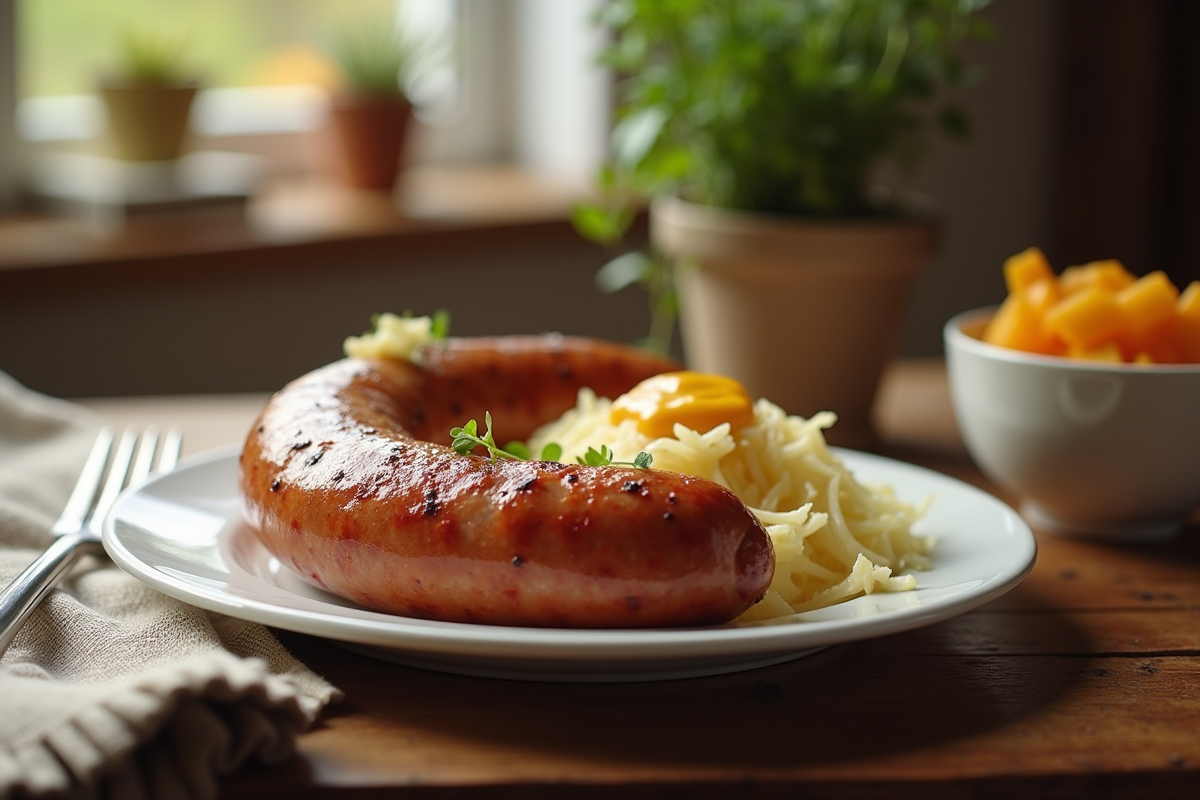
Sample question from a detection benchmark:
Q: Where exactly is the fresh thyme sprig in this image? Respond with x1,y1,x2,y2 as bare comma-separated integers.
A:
577,445,653,469
449,414,652,469
450,413,561,462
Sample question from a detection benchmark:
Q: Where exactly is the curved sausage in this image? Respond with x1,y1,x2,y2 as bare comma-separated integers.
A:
238,335,773,628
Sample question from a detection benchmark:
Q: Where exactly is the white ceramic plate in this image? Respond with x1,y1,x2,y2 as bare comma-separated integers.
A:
103,446,1036,683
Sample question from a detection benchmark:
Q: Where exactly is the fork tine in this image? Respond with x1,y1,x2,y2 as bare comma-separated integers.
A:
51,427,114,536
127,425,183,488
129,426,159,486
158,426,183,473
87,425,139,536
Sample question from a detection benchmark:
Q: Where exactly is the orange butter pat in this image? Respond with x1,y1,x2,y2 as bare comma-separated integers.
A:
611,371,755,439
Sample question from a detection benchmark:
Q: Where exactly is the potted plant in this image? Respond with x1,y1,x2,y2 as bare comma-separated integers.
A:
98,28,199,162
574,0,993,447
325,22,425,192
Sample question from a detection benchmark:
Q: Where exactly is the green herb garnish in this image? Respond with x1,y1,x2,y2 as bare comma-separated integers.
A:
430,309,450,340
449,416,648,468
450,413,561,462
577,445,653,470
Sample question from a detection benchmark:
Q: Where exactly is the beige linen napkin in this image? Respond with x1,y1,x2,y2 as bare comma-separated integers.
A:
0,371,341,799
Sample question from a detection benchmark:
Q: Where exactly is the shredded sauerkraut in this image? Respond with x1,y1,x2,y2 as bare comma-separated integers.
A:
343,313,435,362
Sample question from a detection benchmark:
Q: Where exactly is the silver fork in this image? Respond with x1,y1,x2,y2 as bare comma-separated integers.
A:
0,425,182,655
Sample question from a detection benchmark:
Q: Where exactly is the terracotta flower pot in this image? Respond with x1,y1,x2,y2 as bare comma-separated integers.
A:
99,83,198,161
328,94,413,191
651,195,939,449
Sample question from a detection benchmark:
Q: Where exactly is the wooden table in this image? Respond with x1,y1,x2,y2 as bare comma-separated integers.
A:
78,360,1200,799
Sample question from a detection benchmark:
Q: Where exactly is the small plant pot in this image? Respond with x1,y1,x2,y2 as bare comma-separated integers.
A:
651,195,939,449
328,94,413,191
99,83,198,161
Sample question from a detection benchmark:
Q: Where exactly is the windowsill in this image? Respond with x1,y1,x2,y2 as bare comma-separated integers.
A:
0,163,591,272
0,162,655,398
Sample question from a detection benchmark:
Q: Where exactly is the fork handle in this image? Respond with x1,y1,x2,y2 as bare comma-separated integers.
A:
0,533,105,655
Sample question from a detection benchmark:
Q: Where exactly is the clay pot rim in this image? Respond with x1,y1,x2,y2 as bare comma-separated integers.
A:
650,194,941,269
650,193,941,233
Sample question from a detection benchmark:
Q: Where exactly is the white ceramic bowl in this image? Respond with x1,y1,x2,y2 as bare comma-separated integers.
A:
944,307,1200,541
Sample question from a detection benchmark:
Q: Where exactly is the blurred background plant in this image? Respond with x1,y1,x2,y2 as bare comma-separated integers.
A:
322,14,447,191
97,25,201,161
572,0,994,354
106,27,193,86
327,22,427,98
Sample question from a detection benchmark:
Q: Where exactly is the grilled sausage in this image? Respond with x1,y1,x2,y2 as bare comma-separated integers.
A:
238,335,773,628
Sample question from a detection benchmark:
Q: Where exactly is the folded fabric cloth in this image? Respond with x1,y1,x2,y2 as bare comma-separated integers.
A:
0,371,341,800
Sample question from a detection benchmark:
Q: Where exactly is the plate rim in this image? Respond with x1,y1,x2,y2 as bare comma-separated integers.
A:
103,444,1037,664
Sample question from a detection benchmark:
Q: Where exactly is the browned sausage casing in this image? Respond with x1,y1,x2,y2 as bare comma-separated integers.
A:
238,335,774,628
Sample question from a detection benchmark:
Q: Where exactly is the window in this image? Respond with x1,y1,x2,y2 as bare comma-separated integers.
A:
3,0,611,205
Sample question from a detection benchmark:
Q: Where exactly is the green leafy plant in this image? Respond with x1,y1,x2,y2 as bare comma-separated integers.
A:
111,27,191,86
330,22,426,97
572,0,994,352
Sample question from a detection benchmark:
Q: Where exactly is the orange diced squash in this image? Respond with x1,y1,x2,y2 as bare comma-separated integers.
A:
1069,341,1124,363
1022,278,1068,354
1123,320,1180,364
984,249,1200,364
1024,276,1063,315
1043,286,1123,350
1057,266,1085,294
1180,280,1200,316
982,277,1066,355
1114,272,1182,362
1177,281,1200,362
1058,259,1137,296
1003,247,1055,294
983,293,1047,353
1116,271,1178,334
